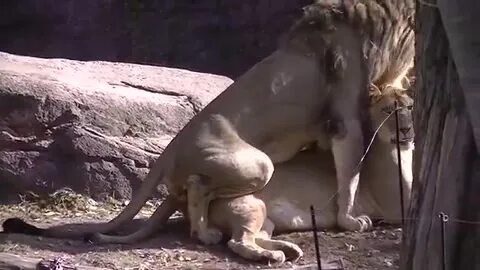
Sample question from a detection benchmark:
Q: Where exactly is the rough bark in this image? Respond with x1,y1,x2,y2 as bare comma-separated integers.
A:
400,1,480,270
437,0,480,152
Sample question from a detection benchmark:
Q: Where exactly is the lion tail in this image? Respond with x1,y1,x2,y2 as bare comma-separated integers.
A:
1,141,176,239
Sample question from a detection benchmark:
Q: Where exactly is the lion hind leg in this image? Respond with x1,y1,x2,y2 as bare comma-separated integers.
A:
186,175,223,245
255,238,303,262
227,233,286,264
255,218,303,262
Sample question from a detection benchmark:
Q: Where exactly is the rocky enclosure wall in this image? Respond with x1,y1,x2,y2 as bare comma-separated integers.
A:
1,0,311,78
0,52,233,202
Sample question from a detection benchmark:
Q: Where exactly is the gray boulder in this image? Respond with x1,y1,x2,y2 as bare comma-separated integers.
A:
0,52,233,202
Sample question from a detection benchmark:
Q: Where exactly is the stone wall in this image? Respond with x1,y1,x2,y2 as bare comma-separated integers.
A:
0,0,311,78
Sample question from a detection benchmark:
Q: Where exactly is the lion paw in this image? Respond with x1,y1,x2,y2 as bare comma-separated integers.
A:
337,214,372,232
281,243,303,262
261,250,286,264
227,239,286,264
195,228,223,245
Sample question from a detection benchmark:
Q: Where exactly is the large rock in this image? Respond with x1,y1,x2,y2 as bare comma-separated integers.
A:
0,52,233,202
0,0,311,78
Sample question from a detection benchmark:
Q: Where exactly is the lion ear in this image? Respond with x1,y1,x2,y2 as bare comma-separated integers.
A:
368,84,382,104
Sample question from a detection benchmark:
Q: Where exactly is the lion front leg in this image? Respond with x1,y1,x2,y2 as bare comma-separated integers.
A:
331,119,372,232
186,175,223,245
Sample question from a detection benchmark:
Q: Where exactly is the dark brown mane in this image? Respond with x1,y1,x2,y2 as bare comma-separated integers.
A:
283,0,415,86
280,4,349,83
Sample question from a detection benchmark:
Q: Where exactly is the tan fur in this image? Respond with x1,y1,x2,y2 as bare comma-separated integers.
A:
207,91,414,263
58,7,371,239
308,0,415,86
2,0,415,248
76,90,414,265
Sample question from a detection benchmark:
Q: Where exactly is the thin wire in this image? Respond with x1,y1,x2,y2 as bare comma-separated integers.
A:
328,215,480,225
318,107,403,212
443,217,480,225
309,107,480,227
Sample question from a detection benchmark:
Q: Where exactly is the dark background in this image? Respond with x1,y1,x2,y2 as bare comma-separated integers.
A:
0,0,311,78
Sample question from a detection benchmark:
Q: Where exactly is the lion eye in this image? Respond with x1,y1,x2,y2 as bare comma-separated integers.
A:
407,105,413,110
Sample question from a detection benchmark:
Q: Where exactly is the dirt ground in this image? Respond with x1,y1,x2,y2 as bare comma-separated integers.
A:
0,192,402,270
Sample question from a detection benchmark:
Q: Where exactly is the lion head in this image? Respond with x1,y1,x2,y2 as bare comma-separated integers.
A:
369,85,414,149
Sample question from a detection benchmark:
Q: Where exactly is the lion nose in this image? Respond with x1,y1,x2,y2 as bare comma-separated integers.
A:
400,127,412,135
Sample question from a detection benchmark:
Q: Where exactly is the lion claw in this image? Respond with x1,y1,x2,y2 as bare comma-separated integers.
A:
338,214,373,232
262,250,286,264
283,243,303,262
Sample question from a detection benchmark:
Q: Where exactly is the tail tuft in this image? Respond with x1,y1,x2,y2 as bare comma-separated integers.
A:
2,218,43,235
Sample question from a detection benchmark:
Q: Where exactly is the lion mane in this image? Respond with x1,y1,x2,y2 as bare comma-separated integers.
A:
284,0,415,86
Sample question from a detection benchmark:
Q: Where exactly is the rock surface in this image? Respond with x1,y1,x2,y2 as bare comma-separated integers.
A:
0,52,233,202
0,0,311,78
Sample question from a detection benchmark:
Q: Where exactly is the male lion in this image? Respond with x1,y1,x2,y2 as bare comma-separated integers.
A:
196,87,414,264
205,88,413,263
2,1,414,244
3,88,414,264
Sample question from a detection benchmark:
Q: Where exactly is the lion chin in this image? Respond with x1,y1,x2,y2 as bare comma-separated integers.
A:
391,137,414,148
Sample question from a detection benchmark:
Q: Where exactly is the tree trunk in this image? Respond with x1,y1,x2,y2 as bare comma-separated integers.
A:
400,1,480,270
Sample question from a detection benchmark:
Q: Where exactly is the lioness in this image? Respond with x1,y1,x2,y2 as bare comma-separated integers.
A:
3,88,414,264
2,1,414,244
